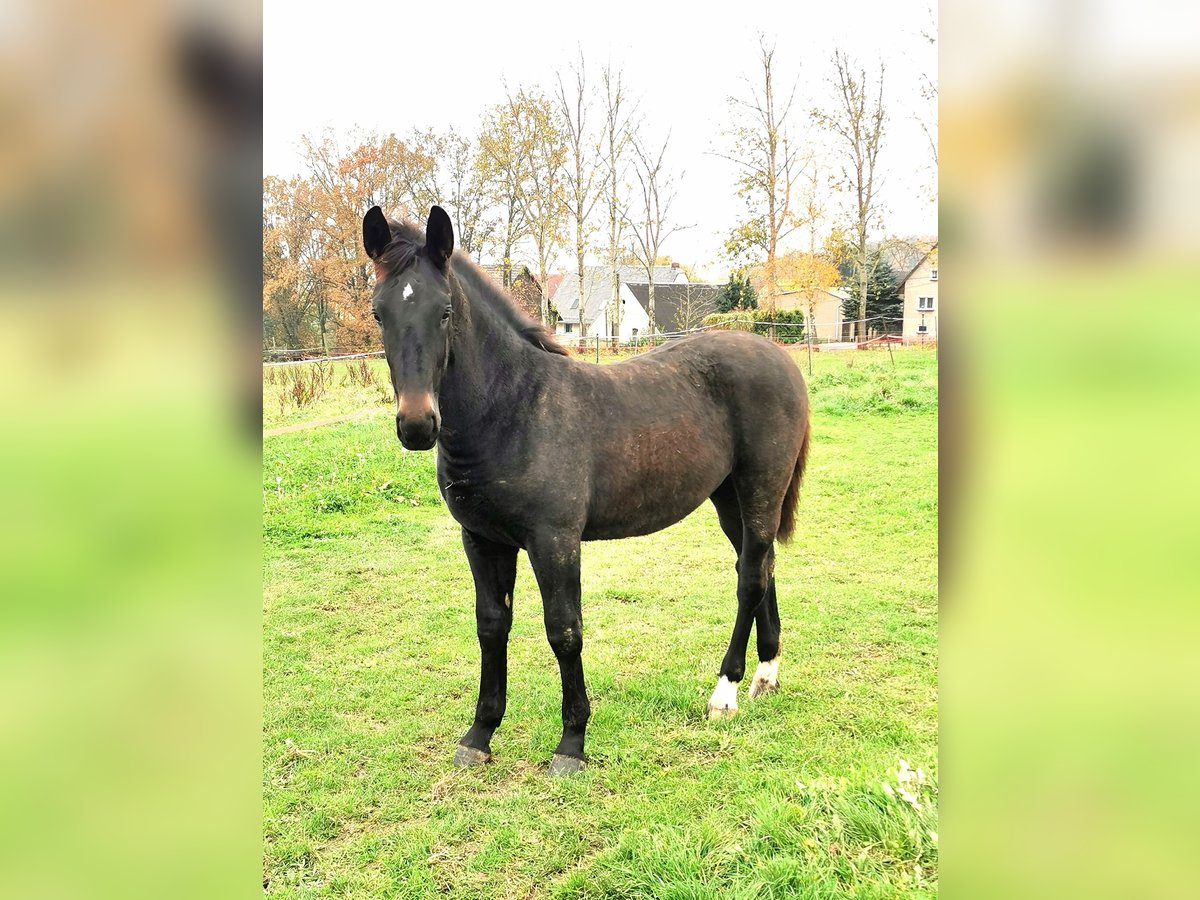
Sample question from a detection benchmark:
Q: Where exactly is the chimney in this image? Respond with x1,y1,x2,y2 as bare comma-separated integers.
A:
671,262,679,269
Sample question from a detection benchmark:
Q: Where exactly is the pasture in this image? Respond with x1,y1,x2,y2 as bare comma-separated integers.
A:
263,347,938,898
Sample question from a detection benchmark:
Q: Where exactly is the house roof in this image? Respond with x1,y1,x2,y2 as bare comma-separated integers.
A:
896,242,938,289
554,265,683,325
478,263,536,286
626,283,726,332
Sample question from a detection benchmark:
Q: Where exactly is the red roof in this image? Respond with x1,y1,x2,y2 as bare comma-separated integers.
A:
547,274,564,300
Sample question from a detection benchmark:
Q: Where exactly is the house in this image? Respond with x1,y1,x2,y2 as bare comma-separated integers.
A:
479,262,531,289
626,283,726,334
477,265,562,321
775,287,851,342
898,243,938,342
553,264,688,340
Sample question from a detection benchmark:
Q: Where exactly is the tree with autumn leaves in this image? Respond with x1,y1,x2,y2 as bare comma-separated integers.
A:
264,126,499,352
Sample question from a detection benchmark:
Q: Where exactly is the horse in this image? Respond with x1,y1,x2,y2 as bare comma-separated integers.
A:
364,204,811,775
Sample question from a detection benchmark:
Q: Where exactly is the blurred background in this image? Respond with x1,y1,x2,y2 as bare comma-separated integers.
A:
941,0,1200,897
0,1,261,897
0,0,1197,896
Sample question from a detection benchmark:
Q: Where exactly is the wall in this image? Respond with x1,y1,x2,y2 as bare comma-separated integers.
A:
902,253,939,341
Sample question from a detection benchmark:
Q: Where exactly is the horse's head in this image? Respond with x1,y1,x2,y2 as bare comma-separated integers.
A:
363,204,455,451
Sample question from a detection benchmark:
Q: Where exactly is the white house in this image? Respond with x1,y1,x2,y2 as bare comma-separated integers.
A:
554,264,688,340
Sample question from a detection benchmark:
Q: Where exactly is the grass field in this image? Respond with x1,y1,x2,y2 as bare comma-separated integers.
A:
263,346,938,898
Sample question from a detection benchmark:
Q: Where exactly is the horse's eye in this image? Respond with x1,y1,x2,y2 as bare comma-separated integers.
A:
441,307,452,323
373,311,381,323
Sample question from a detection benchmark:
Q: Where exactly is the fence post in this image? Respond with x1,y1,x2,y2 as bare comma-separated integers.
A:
595,334,600,364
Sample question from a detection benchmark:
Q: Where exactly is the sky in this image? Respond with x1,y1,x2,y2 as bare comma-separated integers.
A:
264,0,938,280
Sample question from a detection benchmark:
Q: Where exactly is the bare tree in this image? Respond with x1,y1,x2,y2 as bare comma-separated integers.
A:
814,50,887,341
794,158,839,338
557,51,602,339
443,128,495,261
401,127,446,214
600,64,634,338
718,39,803,316
916,4,938,200
503,86,568,324
673,284,718,332
478,104,531,287
623,134,683,335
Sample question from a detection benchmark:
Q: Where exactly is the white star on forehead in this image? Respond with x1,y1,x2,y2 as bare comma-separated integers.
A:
402,282,414,300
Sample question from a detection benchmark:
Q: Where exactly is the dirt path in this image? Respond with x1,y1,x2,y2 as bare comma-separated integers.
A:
263,407,384,437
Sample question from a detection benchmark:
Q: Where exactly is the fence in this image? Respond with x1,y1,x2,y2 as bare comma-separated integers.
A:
263,314,935,367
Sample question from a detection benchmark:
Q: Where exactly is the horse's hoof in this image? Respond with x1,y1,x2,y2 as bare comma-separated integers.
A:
707,675,738,720
748,677,779,699
748,659,780,699
453,744,491,767
548,753,586,776
707,702,738,719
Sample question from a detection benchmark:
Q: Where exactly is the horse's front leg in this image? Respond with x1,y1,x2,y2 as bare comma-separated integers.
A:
526,531,590,775
454,527,518,767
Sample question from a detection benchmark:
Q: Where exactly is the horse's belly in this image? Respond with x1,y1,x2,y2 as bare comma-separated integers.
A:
582,468,724,541
582,497,708,540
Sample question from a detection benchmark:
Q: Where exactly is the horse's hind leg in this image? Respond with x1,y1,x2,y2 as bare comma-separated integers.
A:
748,583,781,699
707,477,781,717
707,478,743,717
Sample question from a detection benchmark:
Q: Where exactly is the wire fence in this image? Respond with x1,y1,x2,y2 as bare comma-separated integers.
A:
263,314,936,367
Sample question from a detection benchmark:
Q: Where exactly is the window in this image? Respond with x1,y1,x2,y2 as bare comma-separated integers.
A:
564,323,572,333
931,268,938,281
918,296,934,311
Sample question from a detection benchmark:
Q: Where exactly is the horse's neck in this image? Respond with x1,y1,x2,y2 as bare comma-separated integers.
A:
437,292,543,456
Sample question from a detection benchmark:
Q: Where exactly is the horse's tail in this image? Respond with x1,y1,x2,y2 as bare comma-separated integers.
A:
777,412,811,544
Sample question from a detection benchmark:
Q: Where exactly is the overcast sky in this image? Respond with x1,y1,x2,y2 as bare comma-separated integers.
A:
265,0,937,279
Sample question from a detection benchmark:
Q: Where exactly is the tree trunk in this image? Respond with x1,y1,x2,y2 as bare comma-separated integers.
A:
609,176,620,339
502,203,518,288
576,241,587,340
610,260,620,338
538,245,550,325
858,249,869,342
282,310,302,351
648,280,656,336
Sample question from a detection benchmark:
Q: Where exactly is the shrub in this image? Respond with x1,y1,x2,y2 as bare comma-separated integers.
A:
702,308,806,343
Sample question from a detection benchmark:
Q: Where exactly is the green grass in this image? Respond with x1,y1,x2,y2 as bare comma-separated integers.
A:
263,348,938,898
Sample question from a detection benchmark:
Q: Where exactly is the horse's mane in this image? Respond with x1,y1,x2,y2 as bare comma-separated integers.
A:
378,217,568,357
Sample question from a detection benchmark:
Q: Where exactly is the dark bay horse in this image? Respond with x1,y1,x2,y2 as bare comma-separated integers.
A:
364,205,811,775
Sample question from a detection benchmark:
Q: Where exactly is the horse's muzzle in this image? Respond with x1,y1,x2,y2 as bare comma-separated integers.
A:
396,410,439,451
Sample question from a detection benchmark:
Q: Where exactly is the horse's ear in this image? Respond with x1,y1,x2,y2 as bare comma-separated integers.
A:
425,205,454,269
363,206,391,260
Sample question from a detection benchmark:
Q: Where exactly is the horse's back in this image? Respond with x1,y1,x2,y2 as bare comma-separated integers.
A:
615,330,808,418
